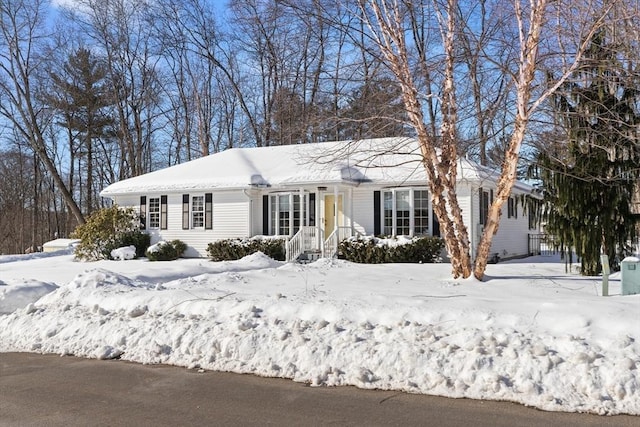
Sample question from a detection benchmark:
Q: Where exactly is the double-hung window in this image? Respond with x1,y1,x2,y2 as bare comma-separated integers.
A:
191,195,205,228
414,190,429,235
381,188,430,237
148,197,160,228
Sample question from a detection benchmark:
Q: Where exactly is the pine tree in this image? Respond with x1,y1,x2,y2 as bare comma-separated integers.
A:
535,31,640,275
47,48,114,215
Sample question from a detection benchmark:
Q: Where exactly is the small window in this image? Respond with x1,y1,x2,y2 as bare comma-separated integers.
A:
192,195,204,228
414,190,429,235
148,197,160,228
395,190,410,236
383,192,393,235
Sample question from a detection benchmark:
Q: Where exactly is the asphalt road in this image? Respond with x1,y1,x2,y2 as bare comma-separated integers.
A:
0,352,637,426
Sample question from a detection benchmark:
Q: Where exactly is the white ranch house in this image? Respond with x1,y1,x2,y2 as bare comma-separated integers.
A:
100,137,538,261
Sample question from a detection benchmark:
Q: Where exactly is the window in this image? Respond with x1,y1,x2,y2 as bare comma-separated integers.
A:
148,197,160,228
192,195,204,228
383,192,393,235
269,192,311,236
277,194,290,235
396,190,410,235
414,190,429,235
381,188,430,237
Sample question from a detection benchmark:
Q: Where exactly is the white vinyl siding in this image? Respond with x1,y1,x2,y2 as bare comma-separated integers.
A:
351,187,373,236
113,191,251,257
470,185,531,260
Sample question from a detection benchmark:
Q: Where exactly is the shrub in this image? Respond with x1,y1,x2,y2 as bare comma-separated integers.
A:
338,236,444,264
206,237,286,261
146,240,187,261
72,206,149,261
106,230,151,259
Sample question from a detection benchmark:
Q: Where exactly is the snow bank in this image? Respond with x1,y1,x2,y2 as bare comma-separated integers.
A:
0,280,58,314
0,252,638,415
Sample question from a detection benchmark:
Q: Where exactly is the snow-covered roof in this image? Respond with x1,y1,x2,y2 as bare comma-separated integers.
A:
100,137,535,197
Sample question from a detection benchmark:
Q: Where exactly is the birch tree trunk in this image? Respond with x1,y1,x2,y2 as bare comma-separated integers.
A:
472,0,608,279
359,0,609,279
361,0,472,278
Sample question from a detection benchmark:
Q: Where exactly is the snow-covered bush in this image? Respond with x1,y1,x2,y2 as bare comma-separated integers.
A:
110,245,137,261
338,236,444,264
72,206,150,261
206,237,286,261
146,240,187,261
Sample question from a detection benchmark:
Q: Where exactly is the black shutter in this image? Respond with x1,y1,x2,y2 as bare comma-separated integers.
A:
139,196,147,230
373,191,381,236
182,194,190,230
263,195,269,235
160,195,168,230
432,209,441,237
205,193,213,230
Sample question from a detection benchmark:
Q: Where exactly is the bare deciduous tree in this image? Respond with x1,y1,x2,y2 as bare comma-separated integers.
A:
353,0,612,279
0,0,85,226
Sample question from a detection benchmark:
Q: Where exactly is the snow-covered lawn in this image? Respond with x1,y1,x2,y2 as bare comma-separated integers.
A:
1,250,638,415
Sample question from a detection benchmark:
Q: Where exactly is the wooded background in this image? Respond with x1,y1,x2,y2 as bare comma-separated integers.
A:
1,0,638,260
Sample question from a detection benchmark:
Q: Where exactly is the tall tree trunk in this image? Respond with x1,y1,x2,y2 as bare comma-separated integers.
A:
473,0,546,279
364,0,472,278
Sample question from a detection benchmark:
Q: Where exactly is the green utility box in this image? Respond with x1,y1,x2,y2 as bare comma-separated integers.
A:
620,257,640,296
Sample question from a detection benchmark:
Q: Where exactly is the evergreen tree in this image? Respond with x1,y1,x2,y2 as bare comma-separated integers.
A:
535,31,640,275
341,77,408,140
47,48,114,215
